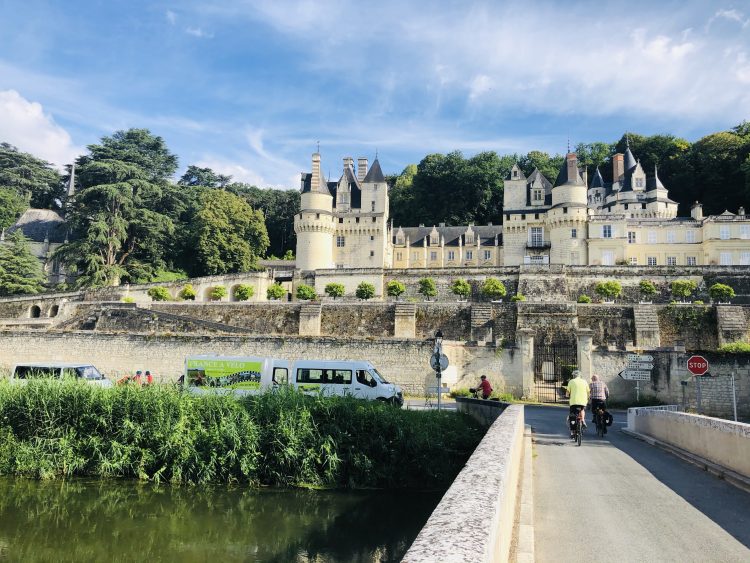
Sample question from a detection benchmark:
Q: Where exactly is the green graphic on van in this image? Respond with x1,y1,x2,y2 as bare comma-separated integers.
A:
298,384,321,393
187,359,263,389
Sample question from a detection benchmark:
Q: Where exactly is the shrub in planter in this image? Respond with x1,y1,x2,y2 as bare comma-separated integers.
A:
147,286,171,301
355,282,376,300
325,283,345,299
417,277,437,299
577,295,592,303
296,284,316,301
595,280,622,301
209,286,227,301
709,283,735,302
234,284,255,301
481,278,506,300
451,279,471,299
122,296,135,304
178,284,197,301
670,279,697,301
639,280,657,299
386,280,406,298
267,283,286,300
510,294,526,302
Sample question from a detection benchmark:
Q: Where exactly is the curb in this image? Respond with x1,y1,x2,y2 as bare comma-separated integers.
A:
621,428,750,495
515,424,535,563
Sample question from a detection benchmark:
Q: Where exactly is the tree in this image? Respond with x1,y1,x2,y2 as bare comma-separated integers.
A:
267,283,286,300
296,284,316,301
178,284,196,301
178,166,230,188
57,129,179,287
191,190,269,276
0,187,27,230
386,280,406,298
209,286,227,300
670,280,697,300
356,282,375,300
595,281,622,301
517,151,564,184
325,283,345,299
233,284,255,301
709,283,735,302
388,164,418,226
639,280,657,298
417,277,437,298
574,142,615,180
451,278,471,299
0,231,46,295
147,286,171,301
481,278,506,300
0,143,64,209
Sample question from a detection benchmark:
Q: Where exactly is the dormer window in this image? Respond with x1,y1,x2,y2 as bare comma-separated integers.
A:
513,169,518,178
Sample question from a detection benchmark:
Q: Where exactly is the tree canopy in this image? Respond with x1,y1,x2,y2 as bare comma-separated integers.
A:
0,231,46,296
0,143,63,209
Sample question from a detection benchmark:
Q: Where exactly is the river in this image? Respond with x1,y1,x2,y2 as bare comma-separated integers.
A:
0,478,441,562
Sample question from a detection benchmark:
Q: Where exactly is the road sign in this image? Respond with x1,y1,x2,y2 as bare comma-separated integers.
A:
620,369,652,381
626,354,654,362
687,355,709,376
430,353,449,372
626,362,654,371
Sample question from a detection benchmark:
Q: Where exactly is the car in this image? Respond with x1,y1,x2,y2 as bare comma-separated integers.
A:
10,363,113,387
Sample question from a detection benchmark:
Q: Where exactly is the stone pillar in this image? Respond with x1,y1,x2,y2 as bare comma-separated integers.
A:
299,303,322,336
577,329,594,381
394,303,416,338
517,328,535,400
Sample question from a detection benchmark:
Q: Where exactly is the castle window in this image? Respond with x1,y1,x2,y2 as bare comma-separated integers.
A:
506,214,510,220
396,252,402,261
533,189,543,202
356,217,360,223
720,226,730,240
642,204,646,209
370,235,374,241
740,252,750,265
513,169,518,178
535,213,539,219
465,232,474,245
336,236,345,247
686,256,697,266
466,250,473,260
447,251,455,261
602,251,614,266
430,251,437,261
667,256,677,266
647,231,657,244
666,231,675,243
628,231,636,244
570,252,579,264
686,230,696,243
529,227,544,247
563,207,568,214
571,228,577,239
316,213,320,219
647,256,657,266
720,252,732,265
484,250,491,260
602,225,612,238
372,217,376,223
339,218,344,223
741,225,750,239
521,214,526,220
370,251,375,257
624,204,629,210
629,257,638,265
371,201,375,212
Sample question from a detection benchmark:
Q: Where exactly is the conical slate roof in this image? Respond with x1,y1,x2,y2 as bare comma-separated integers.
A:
363,158,385,183
590,167,604,189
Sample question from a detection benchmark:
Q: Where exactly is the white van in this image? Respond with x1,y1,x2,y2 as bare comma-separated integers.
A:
185,355,289,395
291,360,403,406
10,363,113,387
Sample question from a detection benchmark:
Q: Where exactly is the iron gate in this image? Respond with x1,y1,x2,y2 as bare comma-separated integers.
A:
534,339,577,403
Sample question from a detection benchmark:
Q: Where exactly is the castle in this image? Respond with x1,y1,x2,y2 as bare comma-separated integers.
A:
295,144,750,270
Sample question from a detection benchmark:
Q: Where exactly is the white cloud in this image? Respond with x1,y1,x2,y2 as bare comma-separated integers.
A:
0,89,83,167
166,10,177,25
185,26,213,38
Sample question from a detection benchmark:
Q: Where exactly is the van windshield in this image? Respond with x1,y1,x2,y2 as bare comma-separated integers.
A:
76,366,104,380
369,368,389,384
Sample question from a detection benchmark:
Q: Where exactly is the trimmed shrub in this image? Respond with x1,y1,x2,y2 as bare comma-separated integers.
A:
355,282,376,300
718,341,750,353
481,278,506,300
639,280,657,297
209,286,227,301
296,284,316,301
178,284,196,301
451,279,471,299
417,278,437,298
595,280,622,301
709,283,735,302
386,280,406,297
121,296,135,304
233,284,254,301
147,287,171,302
670,279,697,300
510,294,526,302
325,283,345,299
266,283,286,300
577,295,592,303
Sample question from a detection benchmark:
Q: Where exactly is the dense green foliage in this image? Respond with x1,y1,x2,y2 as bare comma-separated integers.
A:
0,381,482,488
481,278,506,300
267,283,286,300
0,143,63,209
718,341,750,353
178,284,196,300
577,295,592,303
147,286,171,301
355,282,375,300
0,187,27,231
709,283,735,302
296,284,316,301
450,278,471,298
417,277,437,298
510,294,526,302
233,284,255,301
639,280,657,297
324,283,345,299
595,281,622,300
671,279,697,300
229,185,300,258
386,280,406,297
0,231,46,296
209,286,227,300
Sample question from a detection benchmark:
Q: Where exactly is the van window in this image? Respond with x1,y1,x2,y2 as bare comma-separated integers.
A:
356,369,377,387
273,367,288,385
14,366,59,379
297,369,323,383
76,366,103,380
62,368,78,379
324,369,352,385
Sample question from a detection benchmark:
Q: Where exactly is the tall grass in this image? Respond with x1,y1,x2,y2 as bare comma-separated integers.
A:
0,380,483,489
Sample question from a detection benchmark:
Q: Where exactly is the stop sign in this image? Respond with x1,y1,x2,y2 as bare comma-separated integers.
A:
687,355,709,376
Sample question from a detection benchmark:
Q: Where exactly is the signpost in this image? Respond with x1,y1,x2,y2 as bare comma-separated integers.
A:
619,369,652,381
686,355,709,376
619,352,654,401
431,330,448,411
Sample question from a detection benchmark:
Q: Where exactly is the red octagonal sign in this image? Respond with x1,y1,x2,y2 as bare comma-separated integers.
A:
687,355,709,376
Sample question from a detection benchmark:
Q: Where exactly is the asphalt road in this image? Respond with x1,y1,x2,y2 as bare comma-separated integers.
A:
527,405,750,563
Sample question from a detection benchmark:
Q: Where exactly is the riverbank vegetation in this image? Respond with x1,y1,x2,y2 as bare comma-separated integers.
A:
0,380,483,489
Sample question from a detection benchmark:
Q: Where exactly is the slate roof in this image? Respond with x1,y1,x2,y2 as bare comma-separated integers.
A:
394,225,503,247
7,208,67,244
363,158,385,183
301,172,332,196
553,158,585,187
590,167,605,189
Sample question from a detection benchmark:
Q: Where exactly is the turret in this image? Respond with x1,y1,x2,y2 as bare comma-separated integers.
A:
294,152,335,270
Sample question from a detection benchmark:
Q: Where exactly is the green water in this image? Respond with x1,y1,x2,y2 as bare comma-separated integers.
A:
0,478,441,562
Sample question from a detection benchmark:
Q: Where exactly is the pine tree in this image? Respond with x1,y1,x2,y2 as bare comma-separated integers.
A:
0,231,46,295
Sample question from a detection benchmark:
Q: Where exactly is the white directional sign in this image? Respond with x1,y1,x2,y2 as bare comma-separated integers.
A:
626,354,654,362
620,369,652,381
627,362,654,371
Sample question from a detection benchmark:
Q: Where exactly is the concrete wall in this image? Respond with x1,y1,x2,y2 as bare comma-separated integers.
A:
627,408,750,479
402,405,525,563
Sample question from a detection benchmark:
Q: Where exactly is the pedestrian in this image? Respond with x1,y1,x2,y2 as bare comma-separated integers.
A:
145,370,154,385
133,370,142,385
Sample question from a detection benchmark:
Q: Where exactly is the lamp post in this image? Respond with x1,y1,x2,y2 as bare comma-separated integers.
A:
434,330,443,411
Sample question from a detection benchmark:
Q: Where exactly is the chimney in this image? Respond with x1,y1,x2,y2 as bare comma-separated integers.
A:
311,153,321,192
343,157,354,172
582,167,588,187
357,158,368,182
739,206,746,216
566,153,578,183
613,153,624,181
691,201,703,220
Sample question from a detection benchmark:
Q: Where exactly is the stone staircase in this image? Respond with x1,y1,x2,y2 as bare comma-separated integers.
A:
716,305,748,346
471,304,493,342
633,305,660,348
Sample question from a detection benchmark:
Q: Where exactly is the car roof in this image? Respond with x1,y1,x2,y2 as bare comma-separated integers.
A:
13,363,96,368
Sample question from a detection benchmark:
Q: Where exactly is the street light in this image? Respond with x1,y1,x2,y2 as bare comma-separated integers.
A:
434,330,444,411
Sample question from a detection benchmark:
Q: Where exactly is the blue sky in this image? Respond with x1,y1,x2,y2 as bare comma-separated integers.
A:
1,0,749,188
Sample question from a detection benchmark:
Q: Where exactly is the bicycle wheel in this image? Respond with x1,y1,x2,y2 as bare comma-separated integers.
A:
596,415,604,438
576,419,582,446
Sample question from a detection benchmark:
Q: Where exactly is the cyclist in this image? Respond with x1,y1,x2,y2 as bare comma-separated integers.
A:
473,375,493,400
565,370,589,438
589,375,609,426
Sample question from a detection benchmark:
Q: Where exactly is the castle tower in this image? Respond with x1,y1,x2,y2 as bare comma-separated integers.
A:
548,152,589,265
294,152,335,270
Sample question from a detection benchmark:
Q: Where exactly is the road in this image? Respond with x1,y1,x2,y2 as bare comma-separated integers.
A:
526,405,750,563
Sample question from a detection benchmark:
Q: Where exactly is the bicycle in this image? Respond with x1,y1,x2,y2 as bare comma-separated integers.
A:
593,404,607,438
569,406,584,446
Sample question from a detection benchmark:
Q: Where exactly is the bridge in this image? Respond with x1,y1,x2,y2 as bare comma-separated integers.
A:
404,402,750,562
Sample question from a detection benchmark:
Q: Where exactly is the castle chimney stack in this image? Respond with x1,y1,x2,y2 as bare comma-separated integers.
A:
613,153,624,181
357,158,368,182
566,153,578,182
739,206,746,216
691,201,703,221
311,153,321,192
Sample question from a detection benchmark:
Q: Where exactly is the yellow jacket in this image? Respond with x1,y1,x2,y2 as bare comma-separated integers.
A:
566,376,589,406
